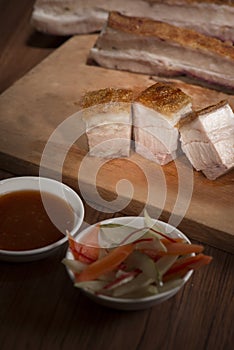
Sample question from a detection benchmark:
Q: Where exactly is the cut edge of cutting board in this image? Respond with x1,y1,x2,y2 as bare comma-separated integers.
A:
1,151,233,254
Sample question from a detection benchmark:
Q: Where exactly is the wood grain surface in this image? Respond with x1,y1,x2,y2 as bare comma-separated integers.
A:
0,34,233,252
0,2,233,350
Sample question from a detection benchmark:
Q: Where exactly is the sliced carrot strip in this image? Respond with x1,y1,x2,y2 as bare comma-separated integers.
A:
76,243,134,282
167,253,211,272
163,253,212,281
158,241,204,256
136,237,204,262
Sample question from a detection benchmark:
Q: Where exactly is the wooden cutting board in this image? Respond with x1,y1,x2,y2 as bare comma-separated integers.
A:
0,35,233,253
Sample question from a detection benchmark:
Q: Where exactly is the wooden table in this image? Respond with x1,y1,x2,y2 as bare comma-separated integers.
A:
0,1,233,349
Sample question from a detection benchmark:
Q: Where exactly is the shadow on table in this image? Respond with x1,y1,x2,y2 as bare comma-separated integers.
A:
26,29,70,49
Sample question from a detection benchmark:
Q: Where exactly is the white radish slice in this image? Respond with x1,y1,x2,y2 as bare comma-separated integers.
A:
75,280,107,293
62,258,87,274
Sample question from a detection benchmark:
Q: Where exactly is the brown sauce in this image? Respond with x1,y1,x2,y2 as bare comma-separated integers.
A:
0,190,75,251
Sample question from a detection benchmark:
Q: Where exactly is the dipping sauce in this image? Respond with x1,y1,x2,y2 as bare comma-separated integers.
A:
0,190,75,251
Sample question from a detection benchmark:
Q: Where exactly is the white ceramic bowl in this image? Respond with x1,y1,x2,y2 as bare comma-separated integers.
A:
0,176,84,262
65,216,193,310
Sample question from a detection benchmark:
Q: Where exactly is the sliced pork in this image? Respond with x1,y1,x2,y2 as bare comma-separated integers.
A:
88,12,234,90
31,0,234,42
178,100,234,180
132,83,192,165
80,88,133,158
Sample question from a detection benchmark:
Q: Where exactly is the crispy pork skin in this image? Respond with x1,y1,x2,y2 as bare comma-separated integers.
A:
178,100,234,180
88,12,234,90
132,83,192,165
80,88,133,158
31,1,234,42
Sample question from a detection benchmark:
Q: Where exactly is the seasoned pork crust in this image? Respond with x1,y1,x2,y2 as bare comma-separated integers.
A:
107,12,234,60
132,83,192,165
134,82,192,118
179,100,234,179
31,0,234,41
80,88,133,158
89,12,234,89
177,100,228,128
81,88,134,109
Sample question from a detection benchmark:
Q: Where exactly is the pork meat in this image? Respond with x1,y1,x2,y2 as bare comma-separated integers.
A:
178,100,234,180
132,83,192,165
88,12,234,90
80,88,133,158
31,0,234,42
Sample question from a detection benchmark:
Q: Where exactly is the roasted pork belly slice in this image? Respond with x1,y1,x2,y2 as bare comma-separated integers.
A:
80,88,133,158
178,100,234,180
31,1,234,42
132,83,192,165
88,12,234,90
31,0,107,35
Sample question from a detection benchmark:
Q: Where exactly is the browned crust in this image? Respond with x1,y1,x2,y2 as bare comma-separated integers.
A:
81,88,134,109
144,0,233,5
177,100,229,128
134,82,191,116
108,12,234,59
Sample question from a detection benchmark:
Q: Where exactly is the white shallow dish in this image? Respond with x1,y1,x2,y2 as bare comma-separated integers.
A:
0,176,84,262
65,216,193,310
